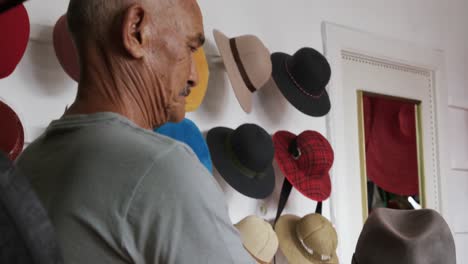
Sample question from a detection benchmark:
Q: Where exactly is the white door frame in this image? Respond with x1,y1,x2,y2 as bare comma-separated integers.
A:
321,22,449,263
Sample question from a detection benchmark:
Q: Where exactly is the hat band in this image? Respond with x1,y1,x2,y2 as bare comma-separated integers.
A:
224,135,267,180
230,38,257,93
284,59,326,99
297,236,333,262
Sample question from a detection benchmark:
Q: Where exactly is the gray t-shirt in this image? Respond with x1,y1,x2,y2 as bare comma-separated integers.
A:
16,112,254,264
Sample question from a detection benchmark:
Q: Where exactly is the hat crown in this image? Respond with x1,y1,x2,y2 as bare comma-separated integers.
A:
0,4,30,79
232,35,272,90
354,208,456,264
230,124,274,172
235,216,279,262
155,119,212,173
286,48,331,94
296,214,338,256
295,131,334,177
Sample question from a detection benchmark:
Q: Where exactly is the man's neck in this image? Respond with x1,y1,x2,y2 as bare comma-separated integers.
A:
64,51,164,130
65,87,154,130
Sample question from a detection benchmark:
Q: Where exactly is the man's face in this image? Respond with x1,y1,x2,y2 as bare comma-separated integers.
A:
145,0,204,123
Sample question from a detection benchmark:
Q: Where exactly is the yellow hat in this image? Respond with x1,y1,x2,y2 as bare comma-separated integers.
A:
275,214,339,264
235,216,279,264
185,47,210,112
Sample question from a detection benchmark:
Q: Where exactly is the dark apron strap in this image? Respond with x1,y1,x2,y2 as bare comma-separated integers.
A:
274,178,293,225
315,201,323,215
274,179,324,225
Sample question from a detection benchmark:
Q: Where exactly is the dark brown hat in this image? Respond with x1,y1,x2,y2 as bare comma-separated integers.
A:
353,208,456,264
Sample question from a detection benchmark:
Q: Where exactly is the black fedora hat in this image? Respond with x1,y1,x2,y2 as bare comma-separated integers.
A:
271,47,331,117
207,124,275,199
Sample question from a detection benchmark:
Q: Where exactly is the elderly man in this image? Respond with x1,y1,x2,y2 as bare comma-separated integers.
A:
16,0,254,263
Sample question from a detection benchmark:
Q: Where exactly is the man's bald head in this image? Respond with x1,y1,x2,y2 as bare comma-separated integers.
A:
64,0,205,128
67,0,138,46
67,0,202,47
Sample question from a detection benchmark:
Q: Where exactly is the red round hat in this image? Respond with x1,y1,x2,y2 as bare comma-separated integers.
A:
0,4,29,79
53,14,80,82
273,131,334,202
363,95,419,196
0,100,24,160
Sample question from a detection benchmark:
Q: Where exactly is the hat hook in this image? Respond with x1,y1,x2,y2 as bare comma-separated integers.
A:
288,138,301,160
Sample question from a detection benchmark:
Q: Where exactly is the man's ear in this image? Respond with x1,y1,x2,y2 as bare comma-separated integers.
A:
122,4,149,59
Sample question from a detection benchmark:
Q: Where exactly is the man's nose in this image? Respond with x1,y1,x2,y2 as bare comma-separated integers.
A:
188,55,199,88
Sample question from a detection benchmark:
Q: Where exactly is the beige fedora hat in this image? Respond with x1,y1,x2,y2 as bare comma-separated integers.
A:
213,29,272,113
235,216,279,264
275,214,339,264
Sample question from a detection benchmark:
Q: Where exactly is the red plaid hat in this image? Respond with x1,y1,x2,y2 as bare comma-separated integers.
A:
0,100,24,160
53,14,80,82
0,4,29,79
273,131,334,202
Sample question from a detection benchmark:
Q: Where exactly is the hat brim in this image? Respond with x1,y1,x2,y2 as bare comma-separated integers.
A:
213,30,253,113
273,131,331,201
0,100,24,161
271,52,331,117
0,4,29,79
53,14,80,82
207,127,275,199
275,215,338,264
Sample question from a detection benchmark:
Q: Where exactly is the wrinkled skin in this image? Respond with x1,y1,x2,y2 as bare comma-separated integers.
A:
65,0,205,129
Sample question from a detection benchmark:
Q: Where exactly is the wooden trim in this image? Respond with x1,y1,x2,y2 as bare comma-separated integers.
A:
362,91,422,105
451,161,468,172
356,91,369,221
449,96,468,111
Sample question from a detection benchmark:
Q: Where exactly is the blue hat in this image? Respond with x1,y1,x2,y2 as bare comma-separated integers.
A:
155,119,213,173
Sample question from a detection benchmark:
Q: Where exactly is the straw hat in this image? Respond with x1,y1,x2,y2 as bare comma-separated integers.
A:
235,216,279,264
275,214,339,264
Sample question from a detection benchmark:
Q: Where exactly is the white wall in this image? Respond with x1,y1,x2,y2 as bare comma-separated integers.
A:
0,0,467,263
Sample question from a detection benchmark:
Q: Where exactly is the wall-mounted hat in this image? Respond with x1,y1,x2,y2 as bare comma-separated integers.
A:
53,14,80,82
213,29,272,113
275,213,339,264
353,208,456,264
271,48,331,117
0,100,24,160
363,95,419,195
0,0,27,13
273,131,334,202
0,4,29,79
155,118,212,173
185,48,210,112
235,216,279,264
207,124,275,199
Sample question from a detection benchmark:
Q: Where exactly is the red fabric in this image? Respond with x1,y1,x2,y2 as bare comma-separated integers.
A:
0,4,29,79
0,101,24,160
363,95,419,196
53,14,80,82
273,131,334,201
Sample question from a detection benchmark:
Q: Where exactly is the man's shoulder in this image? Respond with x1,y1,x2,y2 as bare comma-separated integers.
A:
73,117,195,161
